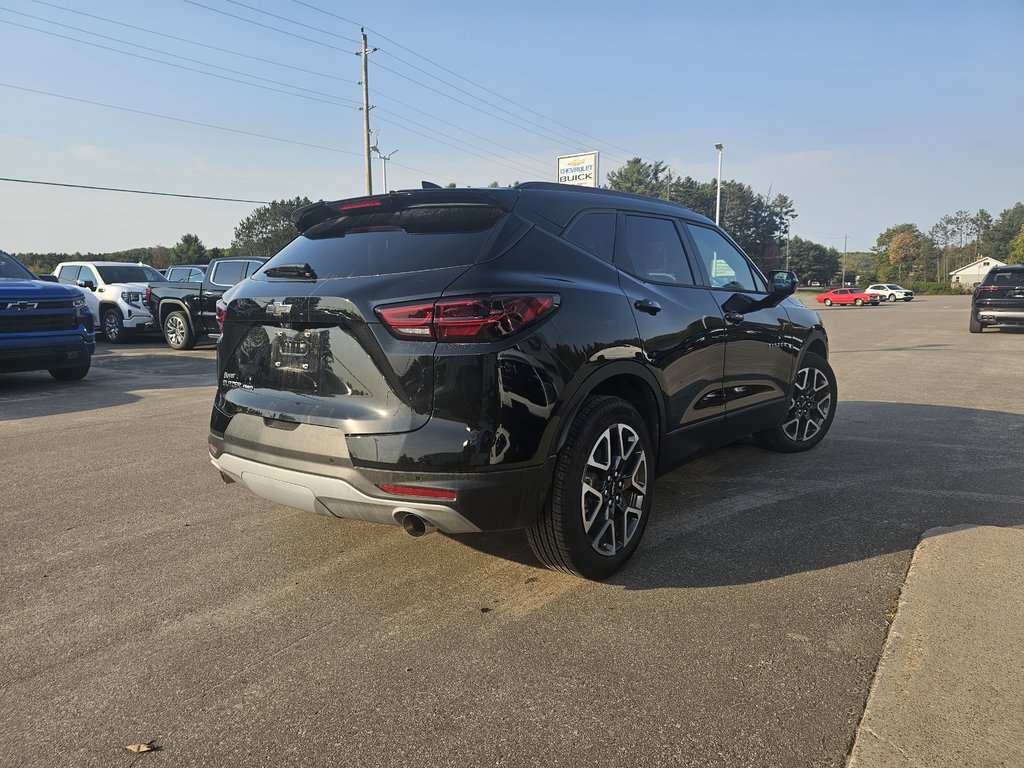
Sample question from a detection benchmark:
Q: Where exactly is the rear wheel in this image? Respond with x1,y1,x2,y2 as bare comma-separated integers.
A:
527,396,653,580
49,362,90,381
969,313,984,333
755,352,836,453
163,310,197,350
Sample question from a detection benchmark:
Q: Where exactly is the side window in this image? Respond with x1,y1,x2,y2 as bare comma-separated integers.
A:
209,261,245,287
57,265,80,284
619,215,695,285
564,212,615,263
78,266,98,286
189,268,205,282
685,224,766,292
243,261,263,278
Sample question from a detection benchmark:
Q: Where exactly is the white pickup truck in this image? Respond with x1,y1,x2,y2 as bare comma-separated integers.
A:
53,261,166,342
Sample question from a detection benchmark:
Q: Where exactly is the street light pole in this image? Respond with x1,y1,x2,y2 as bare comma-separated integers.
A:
785,218,792,271
714,143,723,225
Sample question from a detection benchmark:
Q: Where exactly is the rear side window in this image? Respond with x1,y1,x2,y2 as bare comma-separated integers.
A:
210,261,246,287
57,265,80,284
260,205,503,279
564,212,615,262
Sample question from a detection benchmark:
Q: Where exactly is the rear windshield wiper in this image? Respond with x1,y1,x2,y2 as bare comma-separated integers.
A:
263,263,318,280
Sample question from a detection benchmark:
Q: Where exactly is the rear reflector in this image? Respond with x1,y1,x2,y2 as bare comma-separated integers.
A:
377,484,457,501
375,295,558,342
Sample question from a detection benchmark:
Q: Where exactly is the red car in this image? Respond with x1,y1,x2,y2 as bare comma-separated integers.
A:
815,288,880,307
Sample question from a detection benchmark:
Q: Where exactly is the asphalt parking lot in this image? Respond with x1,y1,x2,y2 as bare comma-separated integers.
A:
2,294,1022,767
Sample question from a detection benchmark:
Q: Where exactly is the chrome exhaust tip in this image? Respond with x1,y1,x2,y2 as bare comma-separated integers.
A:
399,511,438,538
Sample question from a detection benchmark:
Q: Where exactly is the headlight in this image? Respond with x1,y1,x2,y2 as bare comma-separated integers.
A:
121,291,143,304
72,296,87,309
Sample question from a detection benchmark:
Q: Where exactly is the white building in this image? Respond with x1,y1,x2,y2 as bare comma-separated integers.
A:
949,257,1007,290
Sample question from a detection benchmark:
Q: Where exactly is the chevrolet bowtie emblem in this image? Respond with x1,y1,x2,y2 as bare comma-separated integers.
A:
7,301,38,311
267,300,292,317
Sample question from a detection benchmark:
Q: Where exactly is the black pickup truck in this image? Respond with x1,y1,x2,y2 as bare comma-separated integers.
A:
147,256,266,349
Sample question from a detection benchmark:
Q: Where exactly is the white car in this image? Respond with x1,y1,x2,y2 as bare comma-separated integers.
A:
865,283,915,302
54,261,166,342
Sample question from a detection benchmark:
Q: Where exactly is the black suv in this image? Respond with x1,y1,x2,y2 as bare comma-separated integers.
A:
209,183,835,579
970,264,1024,332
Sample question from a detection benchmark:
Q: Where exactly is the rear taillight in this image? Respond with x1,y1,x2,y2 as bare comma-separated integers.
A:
375,295,559,341
144,286,151,304
975,286,1000,295
215,299,227,330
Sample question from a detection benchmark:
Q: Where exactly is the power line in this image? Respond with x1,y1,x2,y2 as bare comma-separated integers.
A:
0,177,270,203
181,0,355,53
0,82,363,156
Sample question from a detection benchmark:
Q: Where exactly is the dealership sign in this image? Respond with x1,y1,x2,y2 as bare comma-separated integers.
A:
557,152,599,187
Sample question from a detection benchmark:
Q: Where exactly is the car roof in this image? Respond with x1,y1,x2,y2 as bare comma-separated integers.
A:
58,260,156,267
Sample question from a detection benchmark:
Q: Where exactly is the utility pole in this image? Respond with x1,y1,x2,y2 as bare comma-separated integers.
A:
785,218,791,271
841,233,848,286
358,28,376,196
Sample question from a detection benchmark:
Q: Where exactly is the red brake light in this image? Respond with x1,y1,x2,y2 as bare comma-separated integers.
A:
375,295,559,341
975,285,1000,294
216,299,227,330
333,199,384,212
376,483,456,501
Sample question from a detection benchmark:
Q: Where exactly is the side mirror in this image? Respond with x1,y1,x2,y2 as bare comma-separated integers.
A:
36,274,59,283
77,279,97,291
769,270,798,296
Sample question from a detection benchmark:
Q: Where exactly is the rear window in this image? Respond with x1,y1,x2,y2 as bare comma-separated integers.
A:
986,269,1024,287
258,205,503,279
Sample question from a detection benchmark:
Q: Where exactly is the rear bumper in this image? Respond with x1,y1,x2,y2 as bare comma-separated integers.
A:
209,417,556,533
975,308,1024,324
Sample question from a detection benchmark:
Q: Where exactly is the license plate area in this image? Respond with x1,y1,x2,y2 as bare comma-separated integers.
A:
271,329,321,377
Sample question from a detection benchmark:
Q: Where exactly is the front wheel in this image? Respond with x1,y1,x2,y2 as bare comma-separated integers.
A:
102,308,128,343
527,396,653,580
823,298,833,306
163,310,197,350
888,293,897,302
754,352,837,453
49,362,90,381
854,298,864,306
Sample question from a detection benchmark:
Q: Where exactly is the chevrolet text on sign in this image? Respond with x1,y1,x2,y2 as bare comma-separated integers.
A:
557,151,599,187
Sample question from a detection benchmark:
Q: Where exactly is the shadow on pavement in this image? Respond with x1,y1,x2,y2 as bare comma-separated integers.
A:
453,401,1024,588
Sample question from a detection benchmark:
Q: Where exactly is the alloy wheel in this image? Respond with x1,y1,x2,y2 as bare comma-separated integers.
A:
166,314,187,347
781,365,833,443
580,423,648,556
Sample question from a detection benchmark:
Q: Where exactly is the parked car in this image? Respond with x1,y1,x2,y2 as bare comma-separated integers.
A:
53,261,165,342
162,264,208,283
208,182,837,580
970,264,1024,333
865,283,914,302
1,251,95,380
814,288,880,307
148,256,266,349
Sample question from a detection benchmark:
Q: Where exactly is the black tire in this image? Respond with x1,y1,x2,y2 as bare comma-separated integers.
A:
526,396,654,580
854,298,864,306
102,308,128,343
823,298,833,306
754,352,837,453
903,297,913,302
163,310,197,350
888,293,897,302
969,313,984,333
49,362,90,381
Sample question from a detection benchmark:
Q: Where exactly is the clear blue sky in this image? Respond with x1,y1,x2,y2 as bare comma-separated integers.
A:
2,0,1021,255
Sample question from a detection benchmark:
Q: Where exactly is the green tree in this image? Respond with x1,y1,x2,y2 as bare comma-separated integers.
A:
984,203,1024,262
786,236,840,285
605,157,670,198
1007,224,1024,265
231,197,312,257
170,233,206,265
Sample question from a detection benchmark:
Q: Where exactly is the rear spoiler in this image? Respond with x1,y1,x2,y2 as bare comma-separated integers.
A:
290,188,519,234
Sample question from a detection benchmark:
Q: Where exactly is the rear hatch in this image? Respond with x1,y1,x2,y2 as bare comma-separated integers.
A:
975,268,1024,308
215,190,517,435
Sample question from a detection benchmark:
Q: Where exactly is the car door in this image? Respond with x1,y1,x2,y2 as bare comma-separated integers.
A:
614,213,728,468
681,222,794,439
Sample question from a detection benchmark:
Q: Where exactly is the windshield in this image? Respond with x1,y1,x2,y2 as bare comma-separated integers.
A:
96,265,167,283
0,251,37,280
